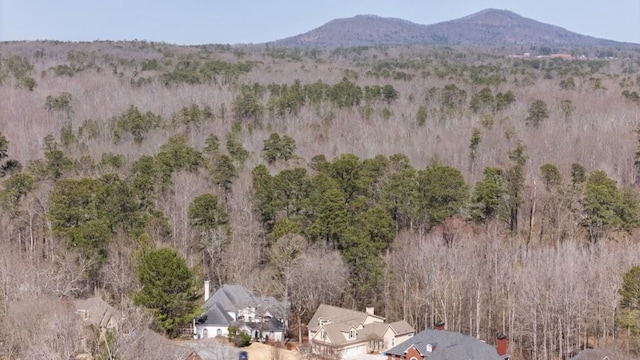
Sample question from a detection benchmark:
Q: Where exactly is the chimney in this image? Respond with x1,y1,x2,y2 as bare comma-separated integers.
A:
496,334,508,356
434,321,445,330
365,306,375,315
204,280,210,302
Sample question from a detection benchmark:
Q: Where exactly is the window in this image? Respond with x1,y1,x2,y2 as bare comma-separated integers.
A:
410,357,418,360
321,330,327,340
349,329,356,339
391,338,395,347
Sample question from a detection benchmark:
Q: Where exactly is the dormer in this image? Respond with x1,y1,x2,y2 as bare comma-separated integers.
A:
348,328,356,340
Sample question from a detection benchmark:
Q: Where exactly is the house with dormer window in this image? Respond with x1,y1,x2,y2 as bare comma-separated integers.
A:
384,325,510,360
308,304,415,359
194,283,288,341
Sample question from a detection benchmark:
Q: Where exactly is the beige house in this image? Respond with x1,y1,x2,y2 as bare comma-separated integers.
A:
308,304,414,359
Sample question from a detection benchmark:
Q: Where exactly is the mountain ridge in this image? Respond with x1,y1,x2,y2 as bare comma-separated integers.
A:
271,9,636,49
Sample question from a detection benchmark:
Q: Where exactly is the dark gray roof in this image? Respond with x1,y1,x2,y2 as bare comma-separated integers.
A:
385,329,504,360
198,302,234,326
204,284,255,311
203,284,287,320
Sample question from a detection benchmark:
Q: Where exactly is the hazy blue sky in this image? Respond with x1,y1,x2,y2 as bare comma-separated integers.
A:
1,0,639,45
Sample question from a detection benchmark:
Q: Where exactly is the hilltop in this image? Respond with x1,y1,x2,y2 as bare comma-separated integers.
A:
271,8,635,48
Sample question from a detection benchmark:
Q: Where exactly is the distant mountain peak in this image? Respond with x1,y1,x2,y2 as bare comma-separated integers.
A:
464,8,518,17
271,9,634,49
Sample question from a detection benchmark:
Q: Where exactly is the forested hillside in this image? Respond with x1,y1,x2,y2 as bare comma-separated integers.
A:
1,40,640,359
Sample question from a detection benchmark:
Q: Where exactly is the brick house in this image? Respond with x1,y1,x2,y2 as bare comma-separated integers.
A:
384,326,510,360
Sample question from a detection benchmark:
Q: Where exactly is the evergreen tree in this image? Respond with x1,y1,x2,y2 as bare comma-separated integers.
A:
211,154,237,196
418,164,469,227
525,99,549,127
307,188,348,244
504,142,527,233
582,170,621,243
618,265,640,349
470,167,505,224
134,248,201,338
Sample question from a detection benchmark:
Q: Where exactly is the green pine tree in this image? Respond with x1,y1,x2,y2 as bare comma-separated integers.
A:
134,248,201,338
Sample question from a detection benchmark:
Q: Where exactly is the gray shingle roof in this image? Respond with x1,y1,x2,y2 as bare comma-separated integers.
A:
570,349,613,360
385,329,504,360
203,284,287,319
198,302,234,326
204,284,254,311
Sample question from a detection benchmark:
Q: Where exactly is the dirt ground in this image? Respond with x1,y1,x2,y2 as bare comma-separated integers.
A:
242,342,300,360
177,338,301,360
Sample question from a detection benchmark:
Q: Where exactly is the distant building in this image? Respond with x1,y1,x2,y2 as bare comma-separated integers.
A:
194,283,288,341
308,304,415,359
384,325,509,360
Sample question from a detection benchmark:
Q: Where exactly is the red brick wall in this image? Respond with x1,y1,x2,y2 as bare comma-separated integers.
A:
405,346,422,360
388,345,422,360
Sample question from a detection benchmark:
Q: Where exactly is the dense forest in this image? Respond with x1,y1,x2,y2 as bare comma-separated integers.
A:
1,40,640,359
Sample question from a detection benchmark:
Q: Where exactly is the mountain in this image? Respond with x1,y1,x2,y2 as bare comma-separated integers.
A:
271,9,633,49
423,9,623,48
271,14,433,48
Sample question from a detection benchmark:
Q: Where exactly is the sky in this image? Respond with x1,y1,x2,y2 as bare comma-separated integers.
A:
1,0,639,45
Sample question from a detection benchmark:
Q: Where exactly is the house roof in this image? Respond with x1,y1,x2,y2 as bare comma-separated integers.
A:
204,284,255,311
358,322,390,339
570,349,613,360
320,322,369,346
390,320,414,335
185,351,203,360
198,302,234,326
259,295,287,319
385,329,504,360
74,297,118,328
310,304,415,349
308,304,384,332
203,284,287,319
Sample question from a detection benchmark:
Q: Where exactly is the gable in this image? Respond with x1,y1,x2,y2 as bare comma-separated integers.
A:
203,284,287,322
312,327,333,344
389,320,415,335
405,345,422,360
385,329,503,359
308,304,384,332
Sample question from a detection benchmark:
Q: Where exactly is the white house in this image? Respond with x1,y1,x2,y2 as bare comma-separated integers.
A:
194,283,287,341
